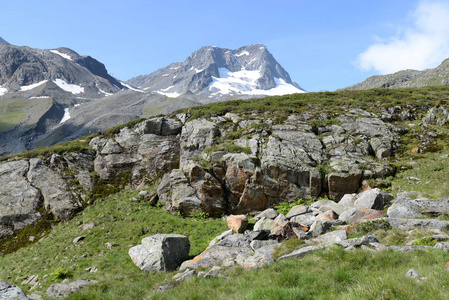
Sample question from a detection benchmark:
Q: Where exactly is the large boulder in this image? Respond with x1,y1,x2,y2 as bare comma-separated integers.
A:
387,194,449,219
353,188,393,210
328,172,362,201
0,282,30,300
180,233,253,270
129,234,190,272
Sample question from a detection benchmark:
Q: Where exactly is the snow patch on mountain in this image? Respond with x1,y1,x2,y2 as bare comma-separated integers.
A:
20,80,48,91
59,107,71,123
120,81,145,93
235,51,250,57
209,68,305,96
156,85,181,98
50,50,73,61
53,79,84,94
0,86,7,96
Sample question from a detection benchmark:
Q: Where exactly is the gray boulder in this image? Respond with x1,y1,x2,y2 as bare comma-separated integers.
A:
286,205,311,219
336,235,378,248
140,117,183,136
328,172,362,201
0,282,30,300
129,234,190,272
388,218,449,231
46,280,97,298
353,188,393,210
254,208,279,220
180,234,252,270
312,230,347,247
388,194,449,218
253,217,274,231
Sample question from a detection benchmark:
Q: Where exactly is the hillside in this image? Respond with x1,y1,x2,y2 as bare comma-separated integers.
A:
344,58,449,90
2,87,449,299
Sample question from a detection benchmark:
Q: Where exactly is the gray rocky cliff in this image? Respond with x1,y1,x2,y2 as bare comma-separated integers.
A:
3,103,443,252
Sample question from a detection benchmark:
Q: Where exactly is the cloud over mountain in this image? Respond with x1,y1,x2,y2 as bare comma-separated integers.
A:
357,0,449,74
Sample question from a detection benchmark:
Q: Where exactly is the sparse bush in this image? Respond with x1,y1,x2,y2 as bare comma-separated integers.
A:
49,267,73,282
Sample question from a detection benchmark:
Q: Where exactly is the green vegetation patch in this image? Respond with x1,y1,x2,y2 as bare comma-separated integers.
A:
175,86,449,121
0,98,52,132
145,247,449,300
0,188,227,298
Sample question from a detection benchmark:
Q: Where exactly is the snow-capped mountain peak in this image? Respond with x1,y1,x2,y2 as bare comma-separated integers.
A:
128,44,305,102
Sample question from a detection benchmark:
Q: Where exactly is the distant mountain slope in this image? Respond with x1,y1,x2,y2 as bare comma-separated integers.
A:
0,36,8,44
0,44,123,100
128,44,305,102
0,41,127,156
344,58,449,90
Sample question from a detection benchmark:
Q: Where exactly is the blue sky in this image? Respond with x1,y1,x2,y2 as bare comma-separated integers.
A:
2,0,449,92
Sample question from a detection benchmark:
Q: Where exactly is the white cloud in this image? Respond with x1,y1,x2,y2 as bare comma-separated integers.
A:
357,0,449,74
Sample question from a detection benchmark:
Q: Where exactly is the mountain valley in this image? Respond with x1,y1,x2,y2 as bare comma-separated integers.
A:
2,36,449,299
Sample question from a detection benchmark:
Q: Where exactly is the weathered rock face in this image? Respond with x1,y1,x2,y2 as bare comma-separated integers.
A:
0,117,182,245
129,234,190,272
0,109,402,245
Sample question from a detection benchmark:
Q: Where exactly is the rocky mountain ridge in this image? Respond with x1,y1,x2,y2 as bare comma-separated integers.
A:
345,58,449,90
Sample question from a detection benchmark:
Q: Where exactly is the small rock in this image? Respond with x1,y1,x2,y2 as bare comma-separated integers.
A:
407,177,421,181
21,274,39,285
72,236,86,244
405,268,419,279
253,208,279,220
79,223,94,230
204,266,224,278
158,284,174,292
317,210,338,221
197,271,207,278
173,269,196,281
278,246,324,260
226,215,248,233
105,242,119,249
286,205,310,219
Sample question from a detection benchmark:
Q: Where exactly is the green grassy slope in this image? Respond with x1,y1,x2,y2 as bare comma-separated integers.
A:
0,98,52,133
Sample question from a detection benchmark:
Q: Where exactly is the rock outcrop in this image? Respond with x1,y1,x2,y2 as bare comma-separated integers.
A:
129,234,190,272
0,106,426,249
